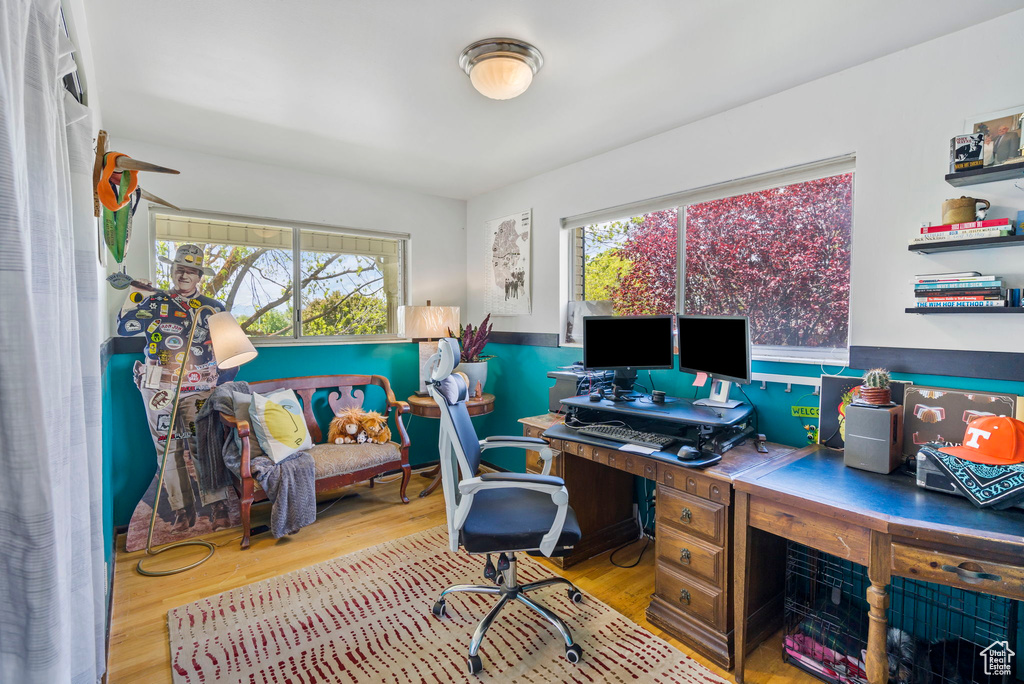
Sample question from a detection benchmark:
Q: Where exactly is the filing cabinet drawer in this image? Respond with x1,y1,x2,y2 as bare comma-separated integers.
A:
657,524,724,587
655,560,725,629
657,485,725,545
891,543,1024,601
660,463,730,504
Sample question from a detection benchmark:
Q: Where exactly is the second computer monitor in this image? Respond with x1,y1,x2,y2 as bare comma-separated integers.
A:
678,315,751,407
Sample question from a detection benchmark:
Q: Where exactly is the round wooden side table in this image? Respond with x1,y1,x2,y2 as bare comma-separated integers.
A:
408,392,495,497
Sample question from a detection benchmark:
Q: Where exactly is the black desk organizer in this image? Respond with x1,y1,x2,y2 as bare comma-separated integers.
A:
783,541,1019,684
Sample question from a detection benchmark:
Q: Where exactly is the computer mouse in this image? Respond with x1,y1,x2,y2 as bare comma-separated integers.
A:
588,391,603,401
677,445,702,460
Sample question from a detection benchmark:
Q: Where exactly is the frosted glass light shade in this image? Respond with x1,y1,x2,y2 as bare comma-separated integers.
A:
460,38,543,101
399,305,460,339
470,57,534,100
208,311,258,369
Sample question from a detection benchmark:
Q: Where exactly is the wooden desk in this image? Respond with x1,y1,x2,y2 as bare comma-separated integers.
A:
520,413,794,668
412,393,494,497
733,446,1024,684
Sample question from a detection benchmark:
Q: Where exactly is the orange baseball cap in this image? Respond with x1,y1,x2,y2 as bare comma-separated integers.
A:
939,415,1024,465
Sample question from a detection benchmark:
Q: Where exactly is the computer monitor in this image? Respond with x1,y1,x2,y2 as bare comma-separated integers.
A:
677,315,751,408
582,315,674,392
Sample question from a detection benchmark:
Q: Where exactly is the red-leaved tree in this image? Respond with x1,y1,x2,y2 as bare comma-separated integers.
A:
684,174,852,347
610,209,678,315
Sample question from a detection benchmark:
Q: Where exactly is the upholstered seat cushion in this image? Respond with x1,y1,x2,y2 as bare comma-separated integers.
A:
459,488,581,555
306,441,402,480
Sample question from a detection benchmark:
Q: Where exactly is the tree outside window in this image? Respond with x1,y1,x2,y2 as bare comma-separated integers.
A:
155,215,404,339
572,172,853,353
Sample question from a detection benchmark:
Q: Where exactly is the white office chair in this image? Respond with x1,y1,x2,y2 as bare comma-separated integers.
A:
425,338,585,675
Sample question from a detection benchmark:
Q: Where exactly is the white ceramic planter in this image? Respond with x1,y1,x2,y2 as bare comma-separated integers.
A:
456,361,488,396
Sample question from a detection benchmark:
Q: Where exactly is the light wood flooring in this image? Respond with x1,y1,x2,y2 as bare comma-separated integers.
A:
108,471,819,684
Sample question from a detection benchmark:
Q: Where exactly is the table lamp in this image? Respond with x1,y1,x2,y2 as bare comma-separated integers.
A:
399,301,460,395
137,308,258,577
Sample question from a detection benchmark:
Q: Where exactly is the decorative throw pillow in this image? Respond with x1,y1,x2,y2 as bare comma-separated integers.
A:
232,391,267,460
248,389,313,463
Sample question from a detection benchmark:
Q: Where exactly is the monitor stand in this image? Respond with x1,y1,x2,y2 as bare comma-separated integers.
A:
693,379,744,409
612,369,637,393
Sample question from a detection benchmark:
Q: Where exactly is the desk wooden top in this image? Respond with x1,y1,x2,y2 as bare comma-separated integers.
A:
735,445,1024,552
522,413,794,485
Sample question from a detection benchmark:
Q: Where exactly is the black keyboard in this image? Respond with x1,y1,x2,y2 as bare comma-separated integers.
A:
576,424,678,450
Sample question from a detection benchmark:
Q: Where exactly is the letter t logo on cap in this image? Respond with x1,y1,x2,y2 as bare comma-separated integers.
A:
964,426,992,448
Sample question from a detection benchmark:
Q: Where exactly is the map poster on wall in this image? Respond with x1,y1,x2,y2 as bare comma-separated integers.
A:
484,209,532,316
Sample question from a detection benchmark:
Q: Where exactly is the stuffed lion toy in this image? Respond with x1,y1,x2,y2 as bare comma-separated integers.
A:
328,407,367,444
360,411,391,444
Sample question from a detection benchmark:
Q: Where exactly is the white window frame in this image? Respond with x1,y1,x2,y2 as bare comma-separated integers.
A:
563,155,855,364
151,208,409,346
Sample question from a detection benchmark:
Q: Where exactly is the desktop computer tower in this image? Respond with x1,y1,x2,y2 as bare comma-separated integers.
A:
843,403,903,474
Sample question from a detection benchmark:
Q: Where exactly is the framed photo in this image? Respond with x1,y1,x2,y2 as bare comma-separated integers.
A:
818,375,911,449
966,106,1024,167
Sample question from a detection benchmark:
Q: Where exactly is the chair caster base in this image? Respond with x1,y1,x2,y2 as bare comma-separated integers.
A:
565,643,583,663
568,588,583,604
467,654,483,674
431,600,447,618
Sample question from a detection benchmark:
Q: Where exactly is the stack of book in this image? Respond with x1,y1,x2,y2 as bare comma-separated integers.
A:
912,272,1007,309
910,218,1017,245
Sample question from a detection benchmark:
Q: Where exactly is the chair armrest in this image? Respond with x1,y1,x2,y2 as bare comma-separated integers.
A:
388,400,411,451
483,435,546,445
455,477,569,557
479,472,564,487
218,412,252,480
479,438,556,476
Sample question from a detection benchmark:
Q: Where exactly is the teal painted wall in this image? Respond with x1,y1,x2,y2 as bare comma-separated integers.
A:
102,339,1024,537
103,342,441,529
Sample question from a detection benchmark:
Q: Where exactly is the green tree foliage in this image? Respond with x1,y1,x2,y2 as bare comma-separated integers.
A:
302,291,387,336
156,240,390,338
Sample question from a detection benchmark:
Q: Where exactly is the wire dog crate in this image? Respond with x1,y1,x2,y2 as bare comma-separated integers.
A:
783,542,1020,684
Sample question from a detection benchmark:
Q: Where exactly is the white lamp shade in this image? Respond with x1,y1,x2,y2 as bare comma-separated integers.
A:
208,311,258,369
399,305,460,339
470,56,534,100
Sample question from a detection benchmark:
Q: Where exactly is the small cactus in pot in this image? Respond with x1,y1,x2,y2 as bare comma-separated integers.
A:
858,368,892,405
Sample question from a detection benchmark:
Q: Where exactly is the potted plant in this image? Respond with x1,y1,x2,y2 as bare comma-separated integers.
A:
449,314,494,397
858,368,892,406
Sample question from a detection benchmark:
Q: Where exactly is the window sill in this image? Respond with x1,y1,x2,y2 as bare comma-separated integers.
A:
251,335,410,348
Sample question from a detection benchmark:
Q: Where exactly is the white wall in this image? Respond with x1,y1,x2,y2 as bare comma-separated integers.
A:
103,138,467,336
465,10,1024,355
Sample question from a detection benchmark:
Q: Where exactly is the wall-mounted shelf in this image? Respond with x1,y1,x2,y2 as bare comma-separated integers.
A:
908,234,1024,254
945,160,1024,187
906,307,1024,314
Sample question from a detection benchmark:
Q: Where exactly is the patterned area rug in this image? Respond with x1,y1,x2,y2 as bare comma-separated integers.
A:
168,526,726,683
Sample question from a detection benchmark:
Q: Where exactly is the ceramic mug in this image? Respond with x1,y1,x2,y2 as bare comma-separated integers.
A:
941,196,990,225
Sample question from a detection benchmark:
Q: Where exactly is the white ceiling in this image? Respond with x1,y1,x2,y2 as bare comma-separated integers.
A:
85,0,1024,200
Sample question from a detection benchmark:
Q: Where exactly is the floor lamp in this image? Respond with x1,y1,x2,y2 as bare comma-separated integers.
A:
398,302,460,396
136,308,258,577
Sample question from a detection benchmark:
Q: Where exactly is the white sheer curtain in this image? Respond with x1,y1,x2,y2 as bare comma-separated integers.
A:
0,1,106,682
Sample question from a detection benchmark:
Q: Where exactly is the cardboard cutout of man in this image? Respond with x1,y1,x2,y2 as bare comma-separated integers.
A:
118,244,234,533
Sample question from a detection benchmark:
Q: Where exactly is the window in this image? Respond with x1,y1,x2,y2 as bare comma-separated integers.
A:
154,212,406,341
567,159,853,361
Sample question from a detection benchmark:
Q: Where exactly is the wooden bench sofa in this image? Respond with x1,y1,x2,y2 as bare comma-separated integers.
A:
218,374,411,548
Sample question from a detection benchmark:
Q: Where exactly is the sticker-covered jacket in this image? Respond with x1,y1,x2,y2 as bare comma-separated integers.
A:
117,290,225,368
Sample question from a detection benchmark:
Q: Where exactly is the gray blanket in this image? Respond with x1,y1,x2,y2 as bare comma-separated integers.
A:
195,381,316,538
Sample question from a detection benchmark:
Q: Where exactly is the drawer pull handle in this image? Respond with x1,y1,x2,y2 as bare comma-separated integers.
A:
679,548,691,564
680,508,692,523
678,589,690,605
941,564,1001,582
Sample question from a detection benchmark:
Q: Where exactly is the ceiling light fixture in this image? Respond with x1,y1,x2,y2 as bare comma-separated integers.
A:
459,38,543,100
